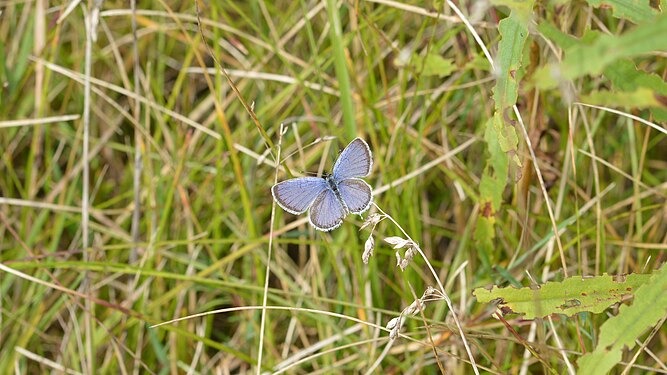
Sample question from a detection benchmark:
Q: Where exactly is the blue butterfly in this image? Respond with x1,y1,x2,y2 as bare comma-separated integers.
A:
272,138,373,231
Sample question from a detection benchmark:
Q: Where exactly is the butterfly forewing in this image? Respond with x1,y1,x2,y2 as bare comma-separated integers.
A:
337,178,372,214
271,177,328,214
332,138,373,181
308,189,346,231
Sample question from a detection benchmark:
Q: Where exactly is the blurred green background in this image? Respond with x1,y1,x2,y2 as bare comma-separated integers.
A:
1,0,666,373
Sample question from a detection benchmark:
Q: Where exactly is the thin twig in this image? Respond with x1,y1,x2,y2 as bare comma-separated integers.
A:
576,102,667,136
0,114,80,128
548,316,576,374
152,305,386,330
365,337,396,375
130,0,142,263
257,124,285,374
82,2,94,373
273,325,364,373
15,347,83,375
193,0,275,154
621,315,667,374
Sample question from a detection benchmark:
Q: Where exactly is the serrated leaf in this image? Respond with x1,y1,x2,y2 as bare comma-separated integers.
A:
581,87,661,108
604,59,667,121
473,215,495,269
586,0,661,23
493,13,530,113
491,0,535,21
476,9,531,268
492,11,529,170
578,265,667,375
420,53,455,77
537,22,667,121
605,59,667,95
480,118,509,211
475,119,510,268
492,112,522,167
473,273,652,319
561,13,667,79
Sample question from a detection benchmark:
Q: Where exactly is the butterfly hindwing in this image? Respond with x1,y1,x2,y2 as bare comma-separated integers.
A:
308,189,347,231
337,178,372,214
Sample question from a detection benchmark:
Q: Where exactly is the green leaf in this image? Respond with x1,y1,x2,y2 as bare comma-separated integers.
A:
605,59,667,96
603,59,667,121
531,65,559,90
473,216,494,269
475,119,510,267
475,9,532,267
420,53,456,77
492,11,530,169
580,87,661,108
561,13,667,79
537,21,667,120
473,273,652,319
491,0,535,21
493,13,530,113
578,265,667,375
480,119,510,211
538,21,579,50
492,112,522,167
586,0,661,23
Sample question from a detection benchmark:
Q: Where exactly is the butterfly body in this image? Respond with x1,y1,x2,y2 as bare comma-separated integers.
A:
272,138,373,231
323,173,350,215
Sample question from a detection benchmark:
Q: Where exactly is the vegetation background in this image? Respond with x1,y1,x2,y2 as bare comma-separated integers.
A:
1,0,666,373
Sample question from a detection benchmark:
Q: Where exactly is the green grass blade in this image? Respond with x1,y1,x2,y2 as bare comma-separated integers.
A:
326,0,356,139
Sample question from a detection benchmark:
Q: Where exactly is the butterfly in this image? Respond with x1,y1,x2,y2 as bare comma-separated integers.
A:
271,138,374,231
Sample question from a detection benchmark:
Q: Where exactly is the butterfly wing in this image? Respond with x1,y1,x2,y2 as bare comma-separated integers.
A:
308,189,347,231
271,177,328,214
332,138,373,181
337,178,373,214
